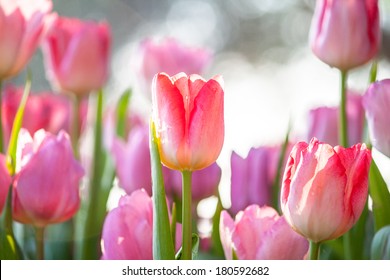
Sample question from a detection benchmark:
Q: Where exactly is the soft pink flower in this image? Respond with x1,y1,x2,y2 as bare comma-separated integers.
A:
165,162,221,202
220,205,309,260
307,92,364,147
152,72,224,171
310,0,380,70
101,189,182,260
137,38,212,97
0,0,52,79
42,16,110,95
12,129,84,227
0,154,11,214
363,79,390,157
281,138,371,243
1,85,70,143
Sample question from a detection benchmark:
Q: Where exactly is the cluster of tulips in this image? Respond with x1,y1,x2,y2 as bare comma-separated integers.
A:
1,0,390,261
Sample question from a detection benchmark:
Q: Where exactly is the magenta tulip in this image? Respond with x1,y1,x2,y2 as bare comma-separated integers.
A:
137,38,212,97
310,0,380,70
152,72,224,171
307,92,364,147
12,129,84,227
42,16,110,95
363,79,390,157
1,85,70,143
220,205,309,260
0,0,52,79
230,146,280,215
101,189,182,260
111,125,152,195
165,162,221,202
0,154,11,214
281,138,371,243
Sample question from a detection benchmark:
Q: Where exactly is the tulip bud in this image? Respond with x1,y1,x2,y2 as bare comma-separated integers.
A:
12,129,84,227
0,0,52,79
152,72,224,171
371,226,390,260
42,16,110,96
281,138,371,243
363,79,390,157
309,0,380,70
220,205,309,260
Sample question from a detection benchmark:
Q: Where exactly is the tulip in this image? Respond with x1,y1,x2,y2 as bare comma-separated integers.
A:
230,147,279,215
281,138,371,243
220,205,309,260
101,189,182,260
152,72,224,171
363,79,390,157
137,38,212,98
309,0,380,71
0,154,11,214
12,129,84,227
1,85,70,143
42,16,110,96
307,92,364,147
0,0,52,79
166,162,221,202
111,125,152,195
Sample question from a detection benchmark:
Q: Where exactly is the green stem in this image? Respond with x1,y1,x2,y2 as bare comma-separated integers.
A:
0,80,3,153
181,170,192,260
35,227,45,260
309,241,321,260
170,202,177,251
71,95,82,159
339,70,348,147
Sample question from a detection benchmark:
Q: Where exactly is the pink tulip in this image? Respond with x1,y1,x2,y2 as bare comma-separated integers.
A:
363,79,390,157
230,146,280,215
1,85,70,143
137,38,212,97
0,154,11,214
42,16,110,95
101,189,182,260
307,92,364,147
309,0,380,70
165,162,221,202
220,205,309,260
281,138,371,243
12,129,84,227
0,0,52,79
111,125,152,195
152,72,224,171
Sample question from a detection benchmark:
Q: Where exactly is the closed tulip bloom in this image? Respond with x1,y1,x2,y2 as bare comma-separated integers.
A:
307,92,364,147
137,38,212,97
310,0,380,70
220,205,309,260
0,0,52,79
1,85,70,143
363,79,390,157
12,129,84,227
166,162,221,201
152,72,224,171
0,154,11,214
230,147,279,215
111,125,152,195
42,16,110,95
281,138,371,243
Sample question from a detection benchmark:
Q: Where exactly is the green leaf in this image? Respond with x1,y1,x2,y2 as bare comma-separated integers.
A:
0,186,23,259
6,74,31,175
369,61,378,84
371,225,390,260
210,196,224,257
175,233,200,260
116,89,132,139
150,121,175,260
369,158,390,231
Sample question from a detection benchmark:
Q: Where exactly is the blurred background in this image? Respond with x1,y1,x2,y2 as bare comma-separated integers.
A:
9,0,390,208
